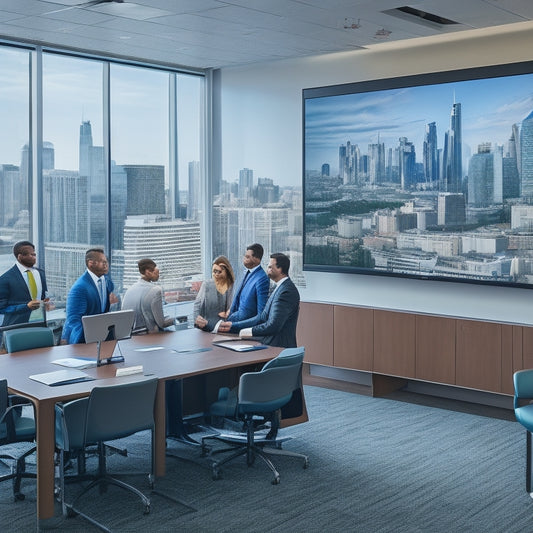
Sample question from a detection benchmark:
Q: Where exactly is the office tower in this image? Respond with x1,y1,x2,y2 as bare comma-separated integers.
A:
443,102,463,193
42,170,89,243
0,164,20,226
321,163,330,177
42,142,55,170
423,122,438,186
468,144,494,207
123,165,165,216
398,137,416,190
520,110,533,198
79,120,106,245
187,160,200,220
255,177,279,204
122,215,201,290
368,139,385,186
339,142,357,185
437,192,466,226
238,168,254,204
110,162,127,250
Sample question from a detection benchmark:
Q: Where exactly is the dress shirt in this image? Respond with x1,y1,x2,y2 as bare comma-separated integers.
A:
15,262,43,300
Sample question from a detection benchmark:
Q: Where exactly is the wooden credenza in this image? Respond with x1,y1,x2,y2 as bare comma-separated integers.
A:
296,301,529,396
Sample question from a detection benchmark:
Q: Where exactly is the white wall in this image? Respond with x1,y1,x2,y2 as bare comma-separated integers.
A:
218,23,533,325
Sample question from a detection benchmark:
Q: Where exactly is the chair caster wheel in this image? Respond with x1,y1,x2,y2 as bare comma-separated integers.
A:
271,476,280,485
66,506,77,518
144,505,150,515
14,492,25,501
303,458,309,469
212,467,221,480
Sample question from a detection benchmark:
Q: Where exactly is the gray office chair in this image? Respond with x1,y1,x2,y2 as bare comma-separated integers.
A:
55,377,158,531
0,379,36,501
202,347,309,484
3,326,54,353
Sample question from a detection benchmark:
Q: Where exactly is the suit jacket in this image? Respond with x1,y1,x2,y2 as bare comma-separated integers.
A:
61,271,114,344
122,279,173,333
0,265,48,326
231,277,300,348
227,267,269,323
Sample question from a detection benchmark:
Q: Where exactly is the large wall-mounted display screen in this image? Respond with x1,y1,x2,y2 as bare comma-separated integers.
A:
303,61,533,288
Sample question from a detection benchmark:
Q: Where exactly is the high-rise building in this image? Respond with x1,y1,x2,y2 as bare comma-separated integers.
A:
443,102,463,193
0,164,21,226
423,122,438,186
187,160,200,220
238,168,254,203
122,215,201,290
122,165,165,216
520,109,533,198
438,192,466,226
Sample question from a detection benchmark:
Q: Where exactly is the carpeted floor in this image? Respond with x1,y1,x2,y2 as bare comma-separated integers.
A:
0,385,531,532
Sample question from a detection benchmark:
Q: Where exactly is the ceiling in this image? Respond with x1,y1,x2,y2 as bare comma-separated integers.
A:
0,0,533,70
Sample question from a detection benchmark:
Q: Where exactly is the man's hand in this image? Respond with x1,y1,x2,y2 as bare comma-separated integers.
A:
27,299,41,311
109,292,119,305
218,321,232,333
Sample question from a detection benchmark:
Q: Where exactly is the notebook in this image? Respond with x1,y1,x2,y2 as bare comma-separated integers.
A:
29,369,94,387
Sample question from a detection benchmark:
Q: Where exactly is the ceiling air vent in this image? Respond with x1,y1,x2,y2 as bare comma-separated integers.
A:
383,6,460,29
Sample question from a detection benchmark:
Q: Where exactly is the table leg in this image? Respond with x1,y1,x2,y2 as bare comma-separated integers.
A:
35,398,56,522
154,381,166,477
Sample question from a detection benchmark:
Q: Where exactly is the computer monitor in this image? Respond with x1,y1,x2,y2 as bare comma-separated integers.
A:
82,310,134,366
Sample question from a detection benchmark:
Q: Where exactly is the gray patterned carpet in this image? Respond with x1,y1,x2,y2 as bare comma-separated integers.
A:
0,385,531,532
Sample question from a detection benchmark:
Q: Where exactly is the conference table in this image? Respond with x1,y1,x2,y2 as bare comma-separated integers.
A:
0,328,281,525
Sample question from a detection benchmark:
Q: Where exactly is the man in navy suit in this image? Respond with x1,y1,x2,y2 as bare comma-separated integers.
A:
61,248,117,344
0,241,48,327
219,253,300,348
226,243,269,324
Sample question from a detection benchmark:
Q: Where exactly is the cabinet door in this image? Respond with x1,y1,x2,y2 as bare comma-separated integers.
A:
296,302,333,365
456,320,501,393
416,315,455,384
334,306,373,371
373,310,415,378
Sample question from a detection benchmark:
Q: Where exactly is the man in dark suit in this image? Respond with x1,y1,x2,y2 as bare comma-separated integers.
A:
0,241,48,327
61,248,117,344
226,243,270,324
219,253,300,348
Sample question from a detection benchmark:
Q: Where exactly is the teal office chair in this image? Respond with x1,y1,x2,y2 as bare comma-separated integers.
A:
202,347,309,484
513,369,533,496
0,379,36,501
4,326,54,353
55,377,158,531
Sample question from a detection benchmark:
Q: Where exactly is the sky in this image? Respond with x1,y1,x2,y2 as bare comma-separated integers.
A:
0,47,201,189
305,73,533,174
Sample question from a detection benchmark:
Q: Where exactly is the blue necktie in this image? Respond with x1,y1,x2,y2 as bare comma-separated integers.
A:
98,277,106,312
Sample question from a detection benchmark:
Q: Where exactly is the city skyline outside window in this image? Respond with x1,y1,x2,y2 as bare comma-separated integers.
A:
0,46,30,274
0,43,205,329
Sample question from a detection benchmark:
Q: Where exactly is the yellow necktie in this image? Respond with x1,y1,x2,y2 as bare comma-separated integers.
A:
26,270,38,299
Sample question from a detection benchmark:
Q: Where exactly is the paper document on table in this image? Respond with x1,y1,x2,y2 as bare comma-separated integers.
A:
52,357,97,369
212,341,268,352
29,369,94,387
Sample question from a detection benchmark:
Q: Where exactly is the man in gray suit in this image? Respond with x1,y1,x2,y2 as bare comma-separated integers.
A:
219,253,299,348
121,258,174,333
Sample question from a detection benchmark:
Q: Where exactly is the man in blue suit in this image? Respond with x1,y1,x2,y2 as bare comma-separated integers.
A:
219,253,300,348
0,241,48,327
61,248,117,344
226,243,269,324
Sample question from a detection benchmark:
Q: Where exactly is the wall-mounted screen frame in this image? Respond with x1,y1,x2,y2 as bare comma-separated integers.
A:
303,60,533,288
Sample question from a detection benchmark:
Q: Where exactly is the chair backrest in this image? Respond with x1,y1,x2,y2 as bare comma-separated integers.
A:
84,378,158,444
0,379,7,421
262,346,305,371
513,369,533,409
238,360,302,414
4,326,54,353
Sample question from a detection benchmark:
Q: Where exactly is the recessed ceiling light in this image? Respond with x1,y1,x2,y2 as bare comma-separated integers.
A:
374,28,392,40
343,18,361,30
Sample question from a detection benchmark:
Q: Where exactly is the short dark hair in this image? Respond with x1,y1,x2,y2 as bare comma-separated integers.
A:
85,248,105,266
247,243,264,260
138,258,157,275
13,241,34,257
270,253,290,275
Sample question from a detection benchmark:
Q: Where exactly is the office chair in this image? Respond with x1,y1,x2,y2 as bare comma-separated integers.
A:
202,347,309,484
513,369,533,497
0,379,36,501
3,326,54,353
55,377,158,531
